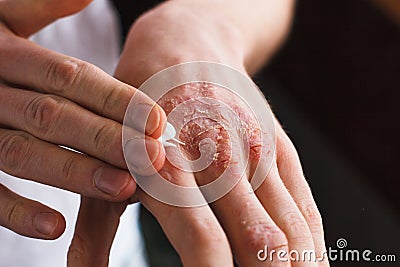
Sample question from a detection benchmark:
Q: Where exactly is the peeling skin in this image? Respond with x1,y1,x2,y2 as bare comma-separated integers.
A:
158,82,265,184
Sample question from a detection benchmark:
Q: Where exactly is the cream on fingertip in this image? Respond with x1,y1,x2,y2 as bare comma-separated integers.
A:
158,122,185,148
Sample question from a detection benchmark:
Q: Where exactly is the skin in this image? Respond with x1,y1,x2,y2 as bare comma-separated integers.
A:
0,0,330,266
0,0,165,241
72,1,330,267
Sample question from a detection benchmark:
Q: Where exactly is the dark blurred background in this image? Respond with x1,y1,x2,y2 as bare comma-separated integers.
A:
260,1,400,266
113,0,400,266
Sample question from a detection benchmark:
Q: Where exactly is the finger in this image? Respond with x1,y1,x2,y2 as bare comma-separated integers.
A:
68,197,127,267
0,183,65,239
0,129,136,201
0,37,166,137
206,175,290,267
255,164,317,267
276,126,329,266
138,160,233,267
0,0,93,37
0,86,165,172
177,112,288,266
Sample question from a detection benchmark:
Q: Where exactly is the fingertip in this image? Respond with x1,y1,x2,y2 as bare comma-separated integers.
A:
1,0,94,37
51,213,66,239
153,142,166,172
139,137,166,175
124,137,165,177
46,0,94,20
149,105,167,138
33,211,66,240
113,175,137,202
128,102,166,137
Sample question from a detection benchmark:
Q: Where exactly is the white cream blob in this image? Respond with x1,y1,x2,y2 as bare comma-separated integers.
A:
158,122,185,148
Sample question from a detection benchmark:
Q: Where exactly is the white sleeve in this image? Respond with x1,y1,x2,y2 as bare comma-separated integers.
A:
0,1,148,266
30,0,120,75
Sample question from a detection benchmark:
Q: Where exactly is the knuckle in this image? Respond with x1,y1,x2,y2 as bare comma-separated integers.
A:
302,204,324,230
91,122,118,158
267,229,290,252
101,86,124,114
158,168,183,185
68,231,108,265
61,155,77,184
45,58,85,93
24,95,65,136
277,131,294,156
187,219,227,248
6,198,25,227
281,211,312,242
67,233,85,264
242,219,288,252
0,131,32,171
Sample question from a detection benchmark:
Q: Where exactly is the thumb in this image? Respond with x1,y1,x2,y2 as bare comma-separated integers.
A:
0,0,93,37
67,197,127,267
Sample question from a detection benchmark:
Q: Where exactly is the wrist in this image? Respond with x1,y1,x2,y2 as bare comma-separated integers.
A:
140,2,247,67
171,0,296,74
115,1,249,87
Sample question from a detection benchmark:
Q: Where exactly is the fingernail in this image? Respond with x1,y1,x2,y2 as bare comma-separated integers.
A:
131,103,161,135
125,138,160,173
94,167,130,196
33,212,59,236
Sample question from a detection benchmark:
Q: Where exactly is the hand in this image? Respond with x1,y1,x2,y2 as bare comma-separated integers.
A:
0,0,165,242
74,1,329,266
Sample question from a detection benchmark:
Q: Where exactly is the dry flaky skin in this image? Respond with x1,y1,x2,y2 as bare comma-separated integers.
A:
158,82,264,185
